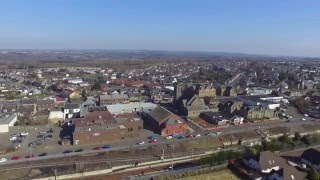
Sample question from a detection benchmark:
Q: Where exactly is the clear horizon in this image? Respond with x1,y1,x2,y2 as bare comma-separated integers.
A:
0,0,319,57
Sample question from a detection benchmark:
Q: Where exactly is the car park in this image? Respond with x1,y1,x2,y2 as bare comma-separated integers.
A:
102,145,112,149
11,156,21,160
0,158,7,163
137,141,145,145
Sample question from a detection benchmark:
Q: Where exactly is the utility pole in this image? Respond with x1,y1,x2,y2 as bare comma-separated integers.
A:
171,144,174,171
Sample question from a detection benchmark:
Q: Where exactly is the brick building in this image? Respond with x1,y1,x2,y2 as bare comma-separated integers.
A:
144,106,188,136
72,110,143,145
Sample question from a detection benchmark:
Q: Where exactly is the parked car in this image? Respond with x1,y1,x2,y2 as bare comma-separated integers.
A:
39,153,48,157
20,132,29,136
47,128,54,133
216,131,222,135
75,149,84,152
149,139,157,143
63,150,73,154
93,147,102,150
39,131,46,134
0,158,7,163
137,141,145,145
149,135,158,140
12,139,23,144
9,136,17,141
11,133,19,137
11,156,21,160
44,134,53,140
25,154,36,158
186,134,194,138
195,134,201,137
102,145,112,149
37,135,45,139
301,118,306,121
165,136,173,140
177,135,185,139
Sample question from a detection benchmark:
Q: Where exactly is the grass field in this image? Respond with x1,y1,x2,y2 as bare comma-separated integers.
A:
178,169,240,180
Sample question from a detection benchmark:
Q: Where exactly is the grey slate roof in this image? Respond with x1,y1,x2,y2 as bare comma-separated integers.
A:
64,103,80,109
147,106,171,123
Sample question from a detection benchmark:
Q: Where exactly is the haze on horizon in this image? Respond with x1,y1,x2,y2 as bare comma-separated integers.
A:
0,0,319,57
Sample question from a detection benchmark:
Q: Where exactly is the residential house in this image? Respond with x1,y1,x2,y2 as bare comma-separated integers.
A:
242,151,281,173
99,94,130,105
200,112,229,126
63,103,80,119
196,84,216,98
267,166,306,180
224,100,243,115
239,105,278,120
300,148,320,171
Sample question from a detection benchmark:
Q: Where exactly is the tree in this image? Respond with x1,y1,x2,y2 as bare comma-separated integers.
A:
307,168,320,180
81,90,87,101
91,82,101,91
301,135,311,146
293,132,301,141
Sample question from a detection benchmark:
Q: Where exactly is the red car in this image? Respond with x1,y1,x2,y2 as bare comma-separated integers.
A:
11,156,21,160
25,154,36,158
149,139,157,143
186,134,194,138
92,147,102,150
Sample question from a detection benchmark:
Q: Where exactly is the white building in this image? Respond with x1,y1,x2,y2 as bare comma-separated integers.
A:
0,114,17,133
106,102,158,115
246,87,273,96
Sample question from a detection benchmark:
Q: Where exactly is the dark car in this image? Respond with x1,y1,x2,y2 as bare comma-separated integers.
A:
37,135,45,139
47,128,54,133
12,139,23,144
63,150,73,154
102,145,112,149
75,149,84,152
44,134,53,140
177,135,185,139
39,153,48,157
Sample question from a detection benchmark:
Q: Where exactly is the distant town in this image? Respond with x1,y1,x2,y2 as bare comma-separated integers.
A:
0,50,320,179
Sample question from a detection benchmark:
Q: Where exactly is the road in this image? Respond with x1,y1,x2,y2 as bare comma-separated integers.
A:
0,116,318,167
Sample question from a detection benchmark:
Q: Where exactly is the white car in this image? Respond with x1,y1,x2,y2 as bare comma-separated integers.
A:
195,134,201,137
0,158,7,163
20,132,29,136
137,141,145,145
216,131,222,135
301,118,306,121
165,136,173,140
304,114,309,117
9,136,17,141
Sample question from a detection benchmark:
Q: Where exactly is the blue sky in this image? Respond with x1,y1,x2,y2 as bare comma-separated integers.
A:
0,0,319,56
